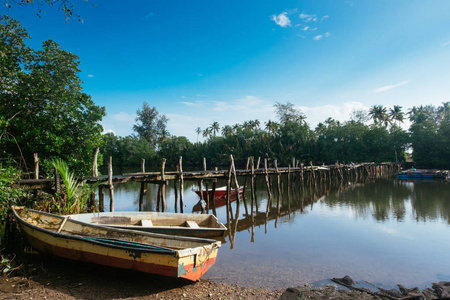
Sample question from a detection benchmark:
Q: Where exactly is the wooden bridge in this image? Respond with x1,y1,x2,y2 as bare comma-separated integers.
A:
13,154,400,214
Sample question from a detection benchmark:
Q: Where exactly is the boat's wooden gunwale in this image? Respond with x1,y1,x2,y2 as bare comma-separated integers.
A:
67,211,226,237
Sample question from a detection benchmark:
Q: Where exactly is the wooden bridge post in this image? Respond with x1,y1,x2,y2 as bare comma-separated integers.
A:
139,182,145,211
90,147,99,209
226,157,233,223
33,153,39,179
230,155,241,204
108,156,115,212
275,160,281,214
251,157,255,224
211,179,217,216
174,174,178,213
179,156,184,213
241,157,250,216
203,157,210,212
264,158,272,217
161,158,167,212
98,185,104,212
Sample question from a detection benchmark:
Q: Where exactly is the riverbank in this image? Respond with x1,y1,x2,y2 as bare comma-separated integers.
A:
2,255,449,299
0,255,282,299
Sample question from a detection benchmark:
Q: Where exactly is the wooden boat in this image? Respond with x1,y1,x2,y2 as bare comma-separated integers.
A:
194,186,243,200
397,169,449,180
67,211,227,238
193,186,243,212
12,206,221,281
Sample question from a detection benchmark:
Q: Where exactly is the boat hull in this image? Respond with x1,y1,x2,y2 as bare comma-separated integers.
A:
193,186,243,212
13,207,220,281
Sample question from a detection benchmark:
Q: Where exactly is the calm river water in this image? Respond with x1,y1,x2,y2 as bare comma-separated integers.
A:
101,176,450,290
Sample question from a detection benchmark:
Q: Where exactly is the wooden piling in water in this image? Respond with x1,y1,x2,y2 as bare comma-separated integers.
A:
108,156,114,212
160,158,167,212
178,156,184,213
275,160,281,214
264,158,272,217
139,182,145,211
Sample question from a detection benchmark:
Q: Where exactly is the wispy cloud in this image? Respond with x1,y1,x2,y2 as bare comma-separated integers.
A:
299,13,317,22
297,12,330,39
371,80,409,93
272,12,291,27
88,74,94,78
181,100,206,108
145,12,155,19
443,41,450,46
313,33,330,40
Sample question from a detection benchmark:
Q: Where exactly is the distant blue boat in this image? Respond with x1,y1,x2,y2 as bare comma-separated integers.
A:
397,168,449,180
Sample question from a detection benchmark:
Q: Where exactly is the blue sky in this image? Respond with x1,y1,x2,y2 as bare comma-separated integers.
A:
4,0,450,141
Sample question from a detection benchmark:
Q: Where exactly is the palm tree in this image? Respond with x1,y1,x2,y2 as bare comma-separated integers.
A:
221,125,233,137
438,101,450,120
324,117,337,127
315,122,326,135
195,127,202,143
265,120,280,136
389,105,404,126
202,128,212,139
369,105,391,126
210,121,220,137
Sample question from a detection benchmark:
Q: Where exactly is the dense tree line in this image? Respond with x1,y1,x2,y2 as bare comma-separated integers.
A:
0,16,105,175
101,101,449,171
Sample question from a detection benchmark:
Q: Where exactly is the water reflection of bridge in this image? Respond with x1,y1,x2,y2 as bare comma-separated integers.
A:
219,173,372,248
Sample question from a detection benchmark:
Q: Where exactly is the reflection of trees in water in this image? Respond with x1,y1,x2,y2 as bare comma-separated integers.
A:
409,181,450,224
323,179,450,223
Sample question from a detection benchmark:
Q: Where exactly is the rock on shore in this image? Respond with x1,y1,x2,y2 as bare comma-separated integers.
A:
280,276,450,300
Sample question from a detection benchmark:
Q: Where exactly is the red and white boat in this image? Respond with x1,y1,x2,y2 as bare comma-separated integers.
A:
193,186,243,212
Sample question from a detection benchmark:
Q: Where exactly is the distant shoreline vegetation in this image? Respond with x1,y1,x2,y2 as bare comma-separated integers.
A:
101,102,450,171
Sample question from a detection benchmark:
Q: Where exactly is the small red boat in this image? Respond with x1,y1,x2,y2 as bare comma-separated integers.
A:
193,186,243,212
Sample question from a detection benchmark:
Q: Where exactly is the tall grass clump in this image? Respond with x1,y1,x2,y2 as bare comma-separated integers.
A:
51,158,94,214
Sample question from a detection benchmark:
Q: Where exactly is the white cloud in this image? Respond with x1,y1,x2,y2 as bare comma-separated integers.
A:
321,15,329,21
272,12,292,28
443,41,450,46
371,80,410,93
100,111,135,137
313,35,323,40
303,26,309,31
181,101,206,108
300,102,368,128
325,32,331,37
102,128,115,134
88,74,94,78
299,13,316,22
